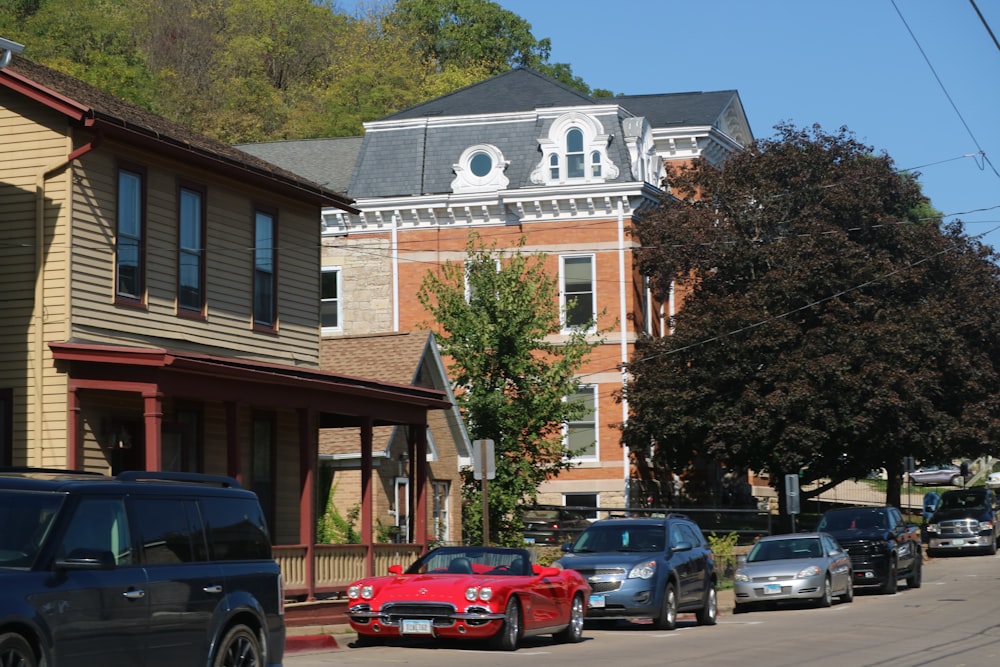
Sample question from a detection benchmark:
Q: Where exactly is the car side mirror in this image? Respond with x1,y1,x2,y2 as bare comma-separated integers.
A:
534,565,561,578
388,564,403,575
672,540,693,552
560,542,573,553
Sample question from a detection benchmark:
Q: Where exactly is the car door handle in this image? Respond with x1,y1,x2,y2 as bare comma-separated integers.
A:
122,589,145,600
203,585,223,594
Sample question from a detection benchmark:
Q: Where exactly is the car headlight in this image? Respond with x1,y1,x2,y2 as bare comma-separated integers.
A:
361,585,374,599
628,560,656,579
796,565,821,578
479,586,493,601
734,571,750,583
979,520,994,532
926,523,940,534
347,584,361,598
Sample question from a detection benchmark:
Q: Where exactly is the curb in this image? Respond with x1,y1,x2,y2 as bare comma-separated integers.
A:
285,634,343,654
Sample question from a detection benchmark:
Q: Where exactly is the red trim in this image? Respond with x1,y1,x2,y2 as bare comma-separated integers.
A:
0,68,89,119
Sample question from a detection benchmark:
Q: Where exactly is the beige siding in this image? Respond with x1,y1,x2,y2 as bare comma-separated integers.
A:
0,93,72,466
67,143,322,367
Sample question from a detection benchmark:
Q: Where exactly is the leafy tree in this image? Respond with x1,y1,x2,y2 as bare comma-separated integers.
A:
417,234,604,544
624,123,1000,510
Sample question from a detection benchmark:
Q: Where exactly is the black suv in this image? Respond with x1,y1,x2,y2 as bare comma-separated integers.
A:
522,506,592,545
816,506,922,594
925,487,1000,556
0,468,284,667
555,514,717,630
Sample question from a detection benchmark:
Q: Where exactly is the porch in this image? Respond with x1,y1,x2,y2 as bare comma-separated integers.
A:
275,543,423,600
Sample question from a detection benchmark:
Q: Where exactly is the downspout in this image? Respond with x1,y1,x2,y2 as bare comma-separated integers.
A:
392,212,399,332
617,200,630,508
34,136,100,466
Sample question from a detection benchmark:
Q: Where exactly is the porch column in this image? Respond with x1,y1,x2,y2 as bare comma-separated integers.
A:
298,408,317,601
361,417,374,577
143,391,163,471
414,424,428,551
67,385,82,470
225,401,242,484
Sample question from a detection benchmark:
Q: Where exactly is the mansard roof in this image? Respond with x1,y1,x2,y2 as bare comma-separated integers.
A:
382,67,597,120
603,90,741,128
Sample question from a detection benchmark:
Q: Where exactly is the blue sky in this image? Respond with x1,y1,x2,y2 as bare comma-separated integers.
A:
496,0,1000,252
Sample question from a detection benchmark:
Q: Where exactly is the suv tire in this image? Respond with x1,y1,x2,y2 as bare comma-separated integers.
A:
695,586,718,626
0,633,36,667
652,581,678,630
906,554,923,588
840,577,854,603
213,625,261,667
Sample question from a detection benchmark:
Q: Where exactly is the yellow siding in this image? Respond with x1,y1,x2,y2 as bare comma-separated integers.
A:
67,144,321,368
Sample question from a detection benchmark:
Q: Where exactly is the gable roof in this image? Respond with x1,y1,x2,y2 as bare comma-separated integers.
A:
1,54,358,213
381,67,597,120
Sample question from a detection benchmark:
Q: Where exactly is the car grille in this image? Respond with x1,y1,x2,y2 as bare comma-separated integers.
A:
576,567,626,594
379,602,457,627
750,575,795,583
838,540,874,557
939,519,978,537
590,581,622,593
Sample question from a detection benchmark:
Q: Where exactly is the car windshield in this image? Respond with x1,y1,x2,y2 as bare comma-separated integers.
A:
747,537,823,562
407,547,532,575
571,525,664,553
939,492,988,510
818,510,886,531
0,490,64,568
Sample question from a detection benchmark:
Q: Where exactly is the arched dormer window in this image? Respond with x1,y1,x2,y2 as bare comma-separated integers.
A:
532,112,619,185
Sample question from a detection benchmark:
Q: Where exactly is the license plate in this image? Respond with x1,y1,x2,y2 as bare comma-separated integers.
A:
524,537,535,545
401,619,433,635
763,584,782,595
953,539,965,546
589,594,606,608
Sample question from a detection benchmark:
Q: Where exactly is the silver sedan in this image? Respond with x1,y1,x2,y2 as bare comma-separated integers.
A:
733,532,853,612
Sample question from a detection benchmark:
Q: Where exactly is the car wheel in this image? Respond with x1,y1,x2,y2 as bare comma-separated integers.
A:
818,575,832,607
840,576,854,603
0,633,37,667
880,558,898,595
950,475,963,486
212,625,261,667
490,596,521,651
652,581,678,631
907,552,923,588
695,585,718,626
554,593,585,643
987,537,998,556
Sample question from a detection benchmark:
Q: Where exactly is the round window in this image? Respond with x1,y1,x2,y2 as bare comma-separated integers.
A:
470,152,493,177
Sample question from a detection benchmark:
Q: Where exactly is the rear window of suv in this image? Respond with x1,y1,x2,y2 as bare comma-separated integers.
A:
0,490,63,568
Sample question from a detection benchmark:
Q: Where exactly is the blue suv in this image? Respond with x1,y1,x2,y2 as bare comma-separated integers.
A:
0,468,284,667
555,515,717,630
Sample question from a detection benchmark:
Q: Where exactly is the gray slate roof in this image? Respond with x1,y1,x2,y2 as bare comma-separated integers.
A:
236,137,362,194
600,90,741,128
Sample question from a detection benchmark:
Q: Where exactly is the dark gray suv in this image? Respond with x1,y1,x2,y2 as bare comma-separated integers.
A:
555,514,717,630
0,468,284,667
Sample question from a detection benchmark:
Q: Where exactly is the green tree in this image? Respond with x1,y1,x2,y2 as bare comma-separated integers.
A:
624,123,1000,510
418,234,604,544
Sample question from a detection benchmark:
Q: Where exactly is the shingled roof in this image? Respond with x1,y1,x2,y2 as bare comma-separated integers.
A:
1,54,357,212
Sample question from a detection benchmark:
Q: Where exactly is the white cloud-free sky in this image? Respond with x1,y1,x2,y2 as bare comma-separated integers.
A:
496,0,1000,251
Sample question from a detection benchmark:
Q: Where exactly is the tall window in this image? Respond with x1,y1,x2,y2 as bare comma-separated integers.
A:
0,388,10,466
253,209,276,328
566,128,585,178
432,481,450,543
561,255,595,330
116,166,145,302
321,267,341,331
564,492,598,519
252,413,276,531
178,184,205,314
565,385,597,460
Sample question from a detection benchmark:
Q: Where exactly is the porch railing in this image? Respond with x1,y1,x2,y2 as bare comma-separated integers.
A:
275,543,423,599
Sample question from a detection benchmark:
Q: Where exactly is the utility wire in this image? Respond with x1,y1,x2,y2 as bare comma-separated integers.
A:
969,0,1000,53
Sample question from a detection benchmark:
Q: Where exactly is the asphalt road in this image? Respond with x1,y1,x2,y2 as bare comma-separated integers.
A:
286,552,1000,667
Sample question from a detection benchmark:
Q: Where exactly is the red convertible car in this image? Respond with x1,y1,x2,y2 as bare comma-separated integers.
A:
346,546,591,650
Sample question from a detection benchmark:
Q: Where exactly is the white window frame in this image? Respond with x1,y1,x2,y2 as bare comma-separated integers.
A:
564,384,598,461
560,254,596,332
451,144,509,193
531,112,619,185
321,266,342,333
432,480,450,543
464,257,501,303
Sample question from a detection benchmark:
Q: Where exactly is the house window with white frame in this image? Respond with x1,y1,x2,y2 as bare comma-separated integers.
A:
561,255,595,330
464,257,500,303
565,385,597,460
321,266,341,331
566,128,585,178
531,112,619,186
432,480,450,543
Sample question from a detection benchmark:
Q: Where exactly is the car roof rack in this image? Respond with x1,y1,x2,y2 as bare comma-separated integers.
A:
116,470,242,488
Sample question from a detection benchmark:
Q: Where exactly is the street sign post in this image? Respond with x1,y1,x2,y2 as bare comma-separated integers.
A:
472,439,495,545
785,473,800,532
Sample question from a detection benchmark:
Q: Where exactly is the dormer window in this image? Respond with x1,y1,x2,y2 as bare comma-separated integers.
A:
452,144,509,193
532,112,619,186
